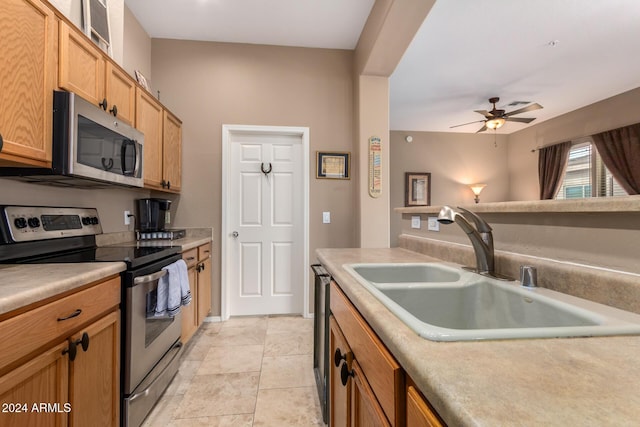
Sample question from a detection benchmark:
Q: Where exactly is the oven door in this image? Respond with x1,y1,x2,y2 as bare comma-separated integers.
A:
124,260,182,395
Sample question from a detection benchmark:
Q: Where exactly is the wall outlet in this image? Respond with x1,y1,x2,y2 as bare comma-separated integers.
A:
427,217,440,231
411,216,421,229
322,211,331,224
124,210,131,225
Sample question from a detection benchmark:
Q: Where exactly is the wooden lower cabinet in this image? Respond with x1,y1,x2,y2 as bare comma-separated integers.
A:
406,385,444,427
0,342,69,427
0,277,120,427
69,311,120,427
330,280,446,427
181,242,213,343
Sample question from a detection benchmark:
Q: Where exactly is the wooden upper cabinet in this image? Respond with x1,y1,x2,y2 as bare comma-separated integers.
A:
59,21,136,126
0,0,55,167
163,110,182,192
136,88,164,189
106,63,136,126
59,21,106,107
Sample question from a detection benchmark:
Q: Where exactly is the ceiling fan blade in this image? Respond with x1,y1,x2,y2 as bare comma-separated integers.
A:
474,109,494,118
475,124,488,133
505,103,543,117
507,117,536,124
449,120,485,129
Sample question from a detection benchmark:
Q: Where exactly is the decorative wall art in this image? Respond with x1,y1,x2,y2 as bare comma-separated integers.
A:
316,152,350,179
405,172,431,206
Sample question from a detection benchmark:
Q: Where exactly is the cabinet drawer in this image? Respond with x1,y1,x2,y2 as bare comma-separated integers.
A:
0,276,120,372
198,242,212,261
330,281,403,426
182,248,198,269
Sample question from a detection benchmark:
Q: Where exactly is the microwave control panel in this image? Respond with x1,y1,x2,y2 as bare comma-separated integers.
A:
1,206,102,242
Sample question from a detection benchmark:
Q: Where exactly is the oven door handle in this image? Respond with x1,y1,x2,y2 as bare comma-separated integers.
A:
134,269,167,285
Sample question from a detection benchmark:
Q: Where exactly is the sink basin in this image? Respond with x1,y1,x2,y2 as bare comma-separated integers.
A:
344,263,640,341
348,263,461,283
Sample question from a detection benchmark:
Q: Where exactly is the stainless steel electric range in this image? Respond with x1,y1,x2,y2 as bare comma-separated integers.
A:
0,205,183,427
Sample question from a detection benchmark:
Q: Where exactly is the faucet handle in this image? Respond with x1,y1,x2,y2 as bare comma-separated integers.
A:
520,265,538,287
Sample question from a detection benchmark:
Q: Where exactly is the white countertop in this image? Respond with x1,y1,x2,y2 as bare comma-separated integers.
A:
317,248,640,426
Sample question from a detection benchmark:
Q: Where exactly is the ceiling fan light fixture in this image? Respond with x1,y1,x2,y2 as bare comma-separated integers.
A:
485,117,506,129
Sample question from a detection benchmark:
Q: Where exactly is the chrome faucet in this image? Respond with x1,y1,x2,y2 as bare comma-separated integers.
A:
437,206,496,277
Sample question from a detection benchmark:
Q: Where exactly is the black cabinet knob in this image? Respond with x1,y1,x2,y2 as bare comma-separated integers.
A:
167,180,171,189
76,332,90,352
0,132,3,152
340,362,355,386
63,339,77,361
334,348,347,367
109,105,118,117
99,98,108,110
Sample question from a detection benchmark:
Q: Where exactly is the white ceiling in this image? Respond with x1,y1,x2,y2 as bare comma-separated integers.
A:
125,0,640,134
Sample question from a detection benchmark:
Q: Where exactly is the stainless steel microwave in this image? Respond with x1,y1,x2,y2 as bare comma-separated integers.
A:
0,91,144,188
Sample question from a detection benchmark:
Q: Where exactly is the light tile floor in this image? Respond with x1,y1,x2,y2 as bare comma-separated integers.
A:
142,316,325,427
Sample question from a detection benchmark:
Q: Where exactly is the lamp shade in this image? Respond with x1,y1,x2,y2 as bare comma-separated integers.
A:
469,183,486,203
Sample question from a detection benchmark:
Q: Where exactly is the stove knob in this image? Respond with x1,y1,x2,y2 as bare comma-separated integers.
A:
82,217,92,226
14,217,28,229
27,217,41,228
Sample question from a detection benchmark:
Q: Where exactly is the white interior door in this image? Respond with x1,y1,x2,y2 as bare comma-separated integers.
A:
223,126,308,317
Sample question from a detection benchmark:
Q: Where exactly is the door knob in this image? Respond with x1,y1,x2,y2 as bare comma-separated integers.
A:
232,231,239,238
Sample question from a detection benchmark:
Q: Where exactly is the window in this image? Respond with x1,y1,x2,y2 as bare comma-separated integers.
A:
556,138,628,199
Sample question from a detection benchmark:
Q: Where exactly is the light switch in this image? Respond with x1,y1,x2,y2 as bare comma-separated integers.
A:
411,216,421,229
323,212,331,224
427,217,440,232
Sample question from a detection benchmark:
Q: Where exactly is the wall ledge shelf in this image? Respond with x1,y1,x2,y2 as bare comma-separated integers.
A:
394,195,640,215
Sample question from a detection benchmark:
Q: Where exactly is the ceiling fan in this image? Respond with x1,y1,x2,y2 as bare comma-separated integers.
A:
450,97,543,133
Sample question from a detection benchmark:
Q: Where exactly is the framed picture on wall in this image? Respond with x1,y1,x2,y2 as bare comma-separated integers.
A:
405,172,431,206
316,152,350,179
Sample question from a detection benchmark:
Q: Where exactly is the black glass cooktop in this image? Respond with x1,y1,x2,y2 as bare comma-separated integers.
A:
17,245,180,269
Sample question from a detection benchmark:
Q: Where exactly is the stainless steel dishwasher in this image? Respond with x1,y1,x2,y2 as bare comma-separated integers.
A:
311,263,331,423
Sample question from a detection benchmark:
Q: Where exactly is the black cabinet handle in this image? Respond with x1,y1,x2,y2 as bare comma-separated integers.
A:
0,132,3,152
57,309,82,322
99,98,108,110
109,104,118,117
167,180,171,190
161,179,167,188
340,362,354,386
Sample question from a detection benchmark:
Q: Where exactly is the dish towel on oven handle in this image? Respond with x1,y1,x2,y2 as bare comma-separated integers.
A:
155,259,192,317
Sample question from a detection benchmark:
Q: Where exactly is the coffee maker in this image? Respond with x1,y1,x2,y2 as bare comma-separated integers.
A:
136,198,171,232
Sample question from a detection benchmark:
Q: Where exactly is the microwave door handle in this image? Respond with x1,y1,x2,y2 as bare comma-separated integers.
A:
121,139,135,176
133,139,142,178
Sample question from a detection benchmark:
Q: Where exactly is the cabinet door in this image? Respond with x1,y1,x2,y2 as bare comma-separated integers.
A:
105,63,136,126
407,386,444,427
162,110,182,193
0,0,54,167
136,88,164,189
181,265,199,343
329,316,351,427
351,360,391,427
68,311,120,427
58,22,105,108
197,257,212,325
0,341,69,427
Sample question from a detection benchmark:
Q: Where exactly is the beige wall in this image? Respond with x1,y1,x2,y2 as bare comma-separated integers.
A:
508,86,640,200
389,131,509,246
150,40,356,315
122,5,152,82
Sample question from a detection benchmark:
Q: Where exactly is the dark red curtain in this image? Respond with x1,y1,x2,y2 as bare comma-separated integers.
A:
538,141,572,200
591,123,640,195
